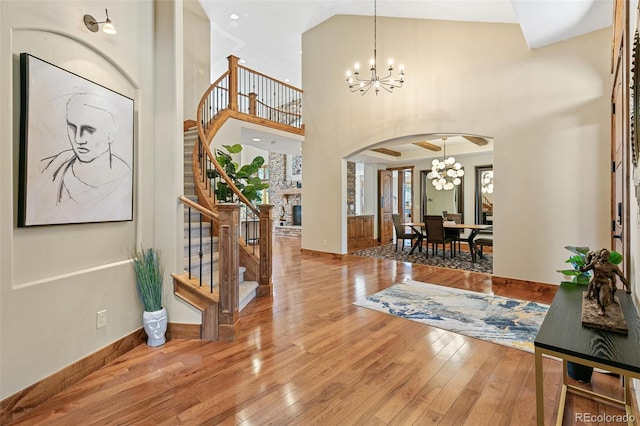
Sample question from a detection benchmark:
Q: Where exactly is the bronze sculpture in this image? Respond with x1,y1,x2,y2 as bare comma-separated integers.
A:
581,248,631,315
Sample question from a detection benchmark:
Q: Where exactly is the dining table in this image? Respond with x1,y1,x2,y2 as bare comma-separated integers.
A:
402,222,493,262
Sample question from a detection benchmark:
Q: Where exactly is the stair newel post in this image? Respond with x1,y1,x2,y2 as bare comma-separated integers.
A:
217,203,240,341
249,92,257,116
258,204,273,297
227,55,239,112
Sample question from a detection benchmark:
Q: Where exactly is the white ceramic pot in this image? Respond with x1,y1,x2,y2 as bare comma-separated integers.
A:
142,307,167,347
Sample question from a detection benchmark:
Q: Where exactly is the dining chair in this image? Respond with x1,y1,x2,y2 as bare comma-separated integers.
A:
475,235,493,257
423,215,455,259
443,212,463,255
391,213,416,252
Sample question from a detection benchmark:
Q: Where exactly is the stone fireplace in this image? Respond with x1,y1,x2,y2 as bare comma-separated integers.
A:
269,152,302,236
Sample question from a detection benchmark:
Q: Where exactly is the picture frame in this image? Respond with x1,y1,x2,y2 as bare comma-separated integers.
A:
18,53,134,227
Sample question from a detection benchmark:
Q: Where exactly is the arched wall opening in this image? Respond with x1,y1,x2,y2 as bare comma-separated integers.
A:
301,14,610,284
344,132,494,254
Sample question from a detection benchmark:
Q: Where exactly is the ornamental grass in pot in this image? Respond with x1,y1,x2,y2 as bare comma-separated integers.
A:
132,247,167,347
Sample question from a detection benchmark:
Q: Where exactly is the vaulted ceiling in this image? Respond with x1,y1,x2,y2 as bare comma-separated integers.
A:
195,0,612,163
200,0,612,88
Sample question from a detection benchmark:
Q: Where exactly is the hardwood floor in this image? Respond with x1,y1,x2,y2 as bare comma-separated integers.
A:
7,235,636,425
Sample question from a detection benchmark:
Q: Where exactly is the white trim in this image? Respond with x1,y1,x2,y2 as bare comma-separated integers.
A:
13,259,131,290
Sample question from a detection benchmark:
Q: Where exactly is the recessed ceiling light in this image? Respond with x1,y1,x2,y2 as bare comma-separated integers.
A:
252,138,261,142
285,78,290,83
229,13,239,20
238,59,246,64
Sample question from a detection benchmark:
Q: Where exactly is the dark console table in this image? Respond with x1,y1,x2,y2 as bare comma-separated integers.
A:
534,282,640,425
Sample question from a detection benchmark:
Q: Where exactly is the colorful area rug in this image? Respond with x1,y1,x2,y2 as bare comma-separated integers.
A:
351,244,492,274
354,280,549,353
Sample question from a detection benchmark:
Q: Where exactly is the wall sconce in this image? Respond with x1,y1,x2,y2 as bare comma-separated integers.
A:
83,9,117,35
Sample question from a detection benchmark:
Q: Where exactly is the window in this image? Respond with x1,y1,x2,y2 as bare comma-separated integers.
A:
388,167,413,222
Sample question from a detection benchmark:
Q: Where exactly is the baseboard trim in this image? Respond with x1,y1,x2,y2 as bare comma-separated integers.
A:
491,275,558,300
1,328,146,424
491,275,556,288
1,321,203,424
300,248,346,259
167,322,201,340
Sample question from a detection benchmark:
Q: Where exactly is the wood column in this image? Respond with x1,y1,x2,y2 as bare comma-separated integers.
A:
216,203,239,341
258,204,273,297
227,55,239,112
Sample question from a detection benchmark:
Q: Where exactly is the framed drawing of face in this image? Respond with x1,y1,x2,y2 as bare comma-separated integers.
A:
18,53,134,227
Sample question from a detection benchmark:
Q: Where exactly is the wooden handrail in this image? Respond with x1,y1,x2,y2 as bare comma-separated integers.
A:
254,98,303,121
196,122,259,216
197,70,228,136
178,195,218,221
195,75,259,216
237,64,304,92
195,55,304,216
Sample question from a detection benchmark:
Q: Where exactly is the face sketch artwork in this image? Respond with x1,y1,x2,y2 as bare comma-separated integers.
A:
18,54,134,227
38,93,132,221
66,94,115,164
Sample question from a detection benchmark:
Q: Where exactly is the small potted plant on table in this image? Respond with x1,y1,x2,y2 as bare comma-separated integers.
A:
557,245,624,382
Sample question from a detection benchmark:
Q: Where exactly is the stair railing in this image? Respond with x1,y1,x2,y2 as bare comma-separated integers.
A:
179,195,219,292
175,196,240,341
192,55,301,300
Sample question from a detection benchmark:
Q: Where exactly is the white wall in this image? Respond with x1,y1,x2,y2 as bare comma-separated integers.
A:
302,16,611,285
243,144,269,166
0,0,200,399
183,0,210,120
154,1,200,327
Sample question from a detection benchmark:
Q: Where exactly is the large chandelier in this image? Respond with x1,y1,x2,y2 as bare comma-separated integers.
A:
481,170,494,194
345,0,405,95
427,138,464,191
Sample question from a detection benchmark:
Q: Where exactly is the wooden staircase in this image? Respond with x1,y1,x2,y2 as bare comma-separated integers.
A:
172,55,302,341
173,128,259,341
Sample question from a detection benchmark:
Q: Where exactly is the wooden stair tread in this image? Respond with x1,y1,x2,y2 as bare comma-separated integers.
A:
172,271,219,311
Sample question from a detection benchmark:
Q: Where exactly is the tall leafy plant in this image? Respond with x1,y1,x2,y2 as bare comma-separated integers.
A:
206,144,269,204
557,245,623,284
132,248,163,312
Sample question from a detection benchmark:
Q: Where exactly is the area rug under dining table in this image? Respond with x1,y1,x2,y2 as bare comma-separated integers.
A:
351,243,493,274
354,280,549,353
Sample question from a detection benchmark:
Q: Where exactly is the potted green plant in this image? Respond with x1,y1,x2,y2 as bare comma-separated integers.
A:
557,246,624,285
206,144,269,204
557,246,591,284
132,247,167,347
556,245,624,382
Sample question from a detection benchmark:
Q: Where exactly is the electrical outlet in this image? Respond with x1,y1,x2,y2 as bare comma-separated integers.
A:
96,310,107,329
323,239,327,246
